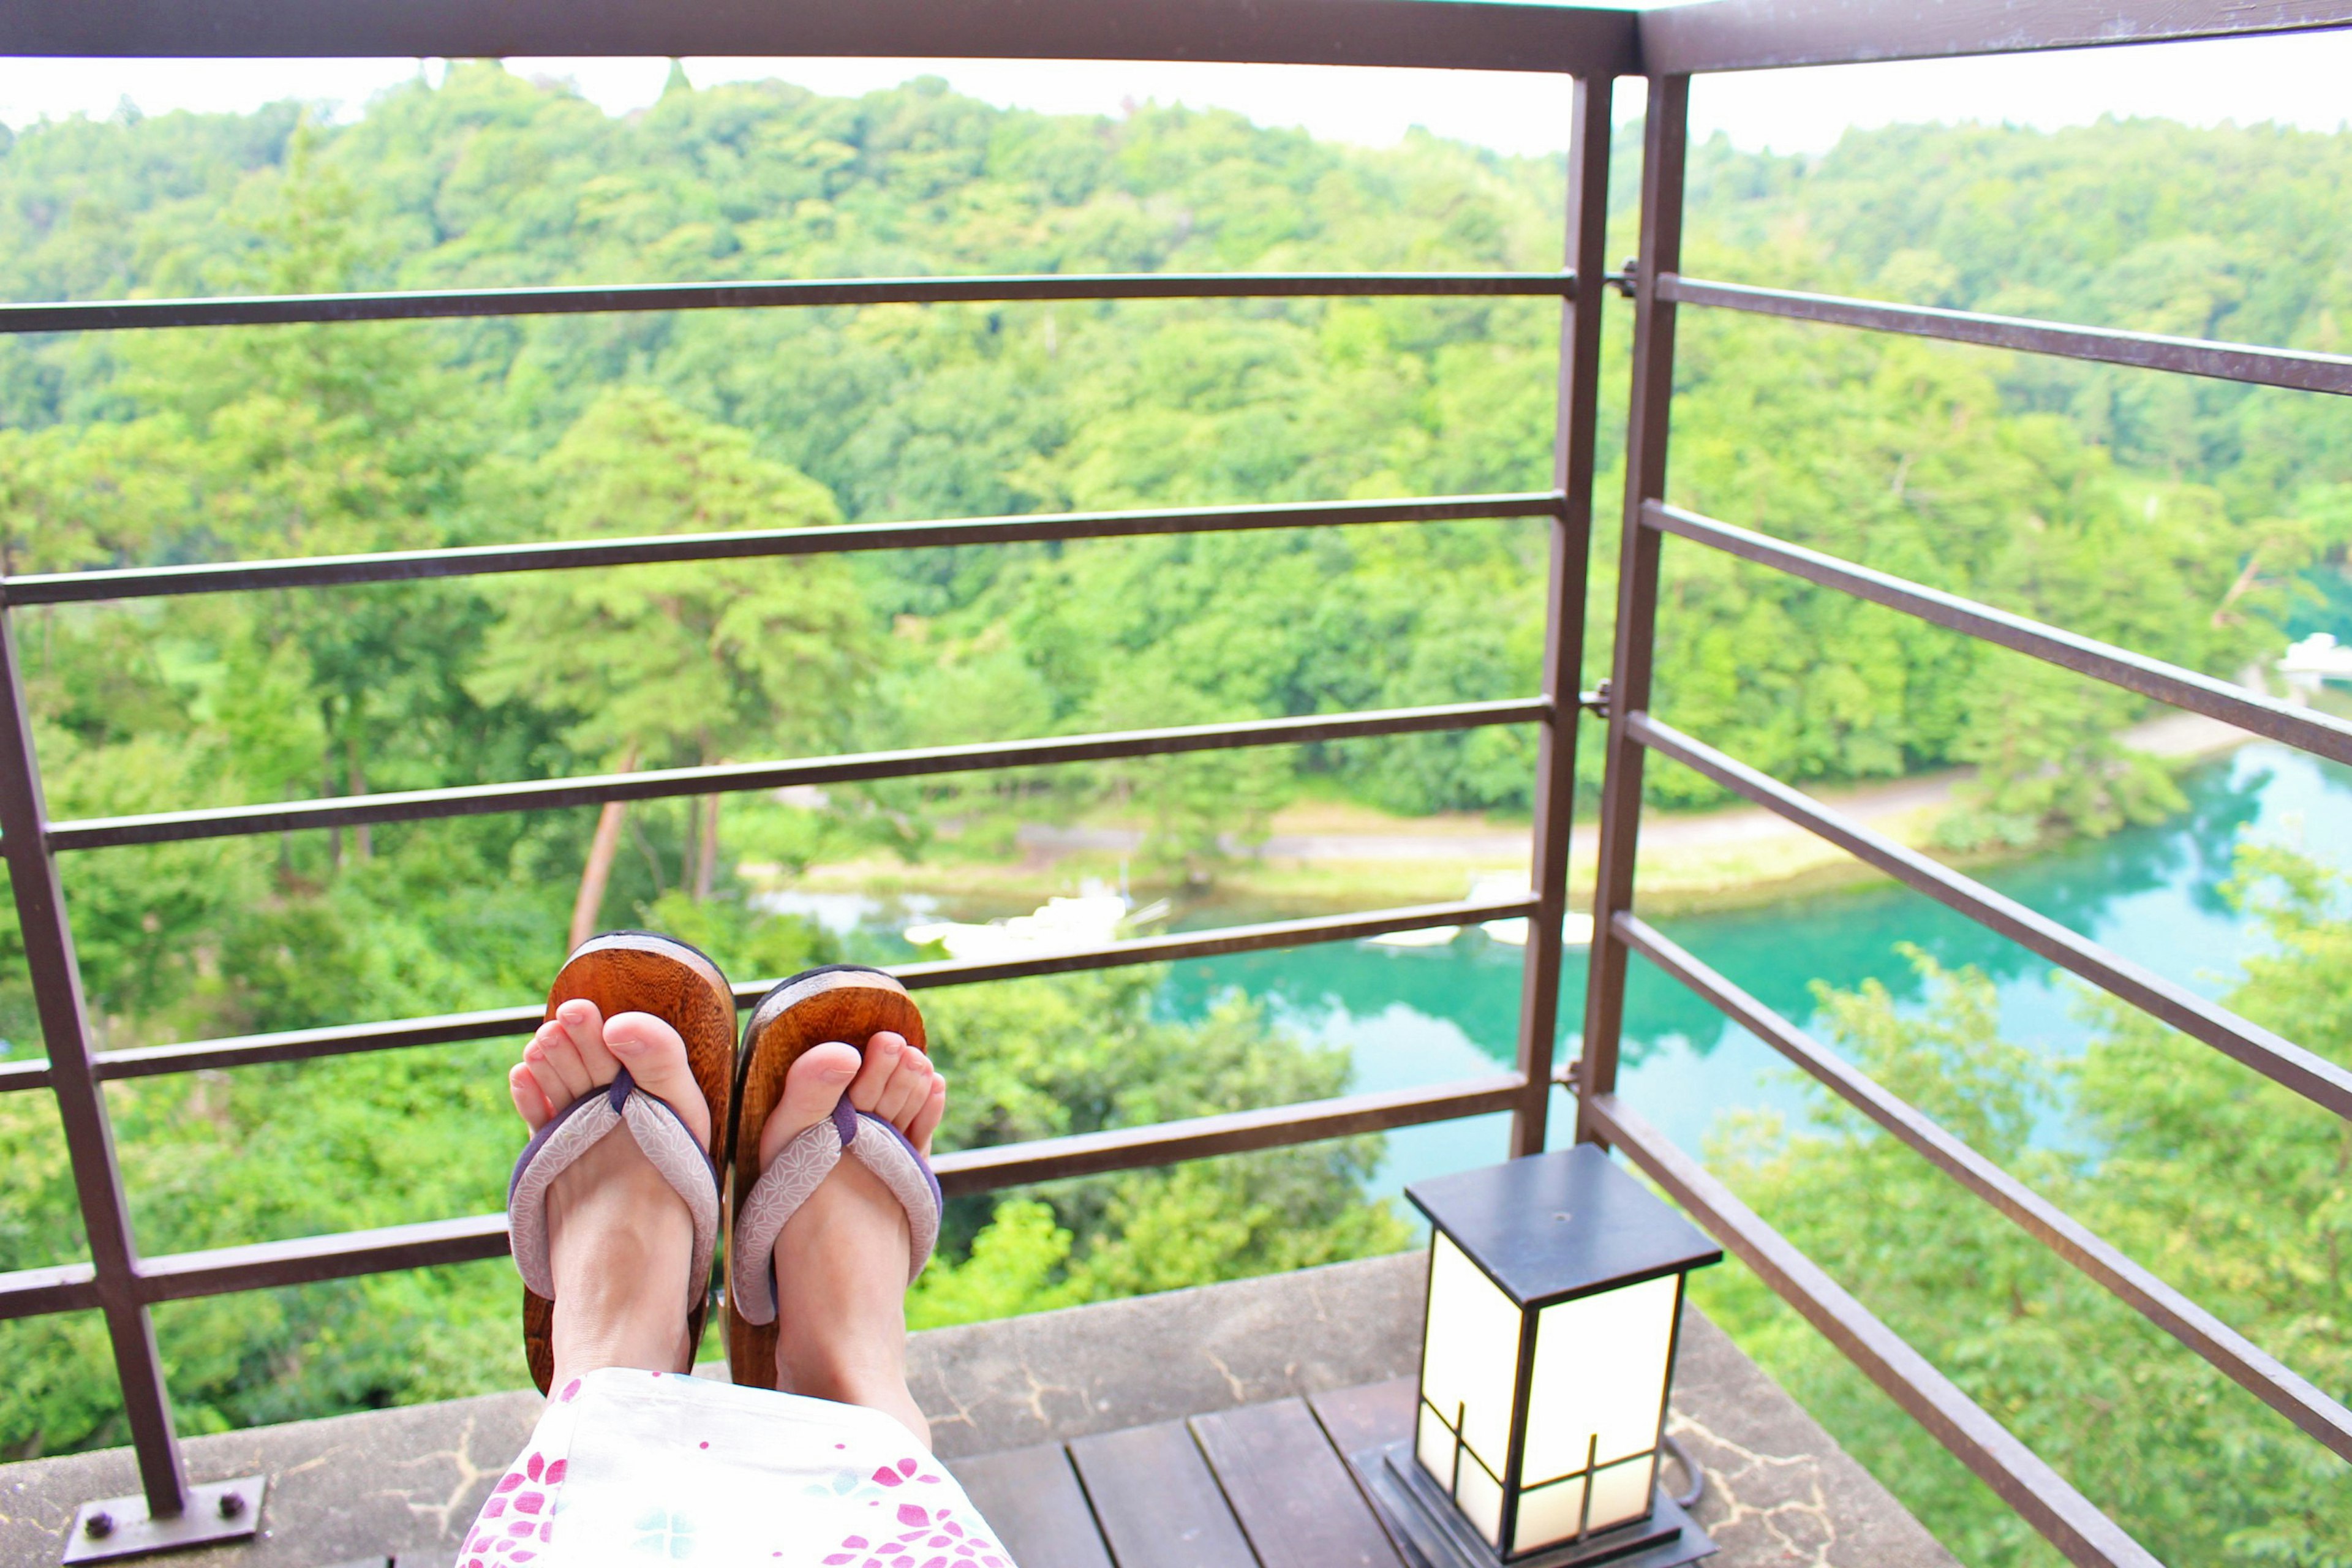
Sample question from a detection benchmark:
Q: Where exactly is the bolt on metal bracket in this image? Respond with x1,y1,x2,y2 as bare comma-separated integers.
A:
62,1476,266,1565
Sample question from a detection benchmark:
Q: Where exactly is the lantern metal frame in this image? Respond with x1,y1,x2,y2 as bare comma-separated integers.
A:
1362,1441,1710,1568
1368,1147,1721,1567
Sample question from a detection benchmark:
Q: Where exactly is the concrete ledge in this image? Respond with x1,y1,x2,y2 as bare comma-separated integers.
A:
908,1251,1428,1458
0,1255,1956,1568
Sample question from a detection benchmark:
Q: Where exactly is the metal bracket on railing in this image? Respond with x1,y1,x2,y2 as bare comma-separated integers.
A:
1611,260,1640,298
62,1476,266,1565
1578,682,1611,718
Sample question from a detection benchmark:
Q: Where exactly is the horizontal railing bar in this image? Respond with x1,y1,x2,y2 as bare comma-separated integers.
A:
0,0,1641,75
0,1056,51,1090
934,1072,1528,1194
13,900,1536,1088
1583,1093,2163,1568
134,1215,513,1306
85,1005,554,1083
1640,0,2352,74
1615,912,2352,1461
85,1072,1532,1311
0,271,1575,338
48,699,1550,851
2,491,1565,606
0,1260,100,1319
1629,712,2352,1121
1646,500,2352,767
1661,274,2352,396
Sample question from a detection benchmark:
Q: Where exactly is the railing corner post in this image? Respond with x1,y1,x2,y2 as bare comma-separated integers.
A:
1511,72,1614,1161
1577,73,1690,1149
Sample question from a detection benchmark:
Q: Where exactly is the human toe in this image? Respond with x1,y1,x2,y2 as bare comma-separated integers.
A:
510,1060,555,1130
758,1041,861,1168
873,1044,933,1131
910,1073,946,1157
524,1019,593,1112
844,1030,905,1115
601,1011,713,1153
554,997,620,1079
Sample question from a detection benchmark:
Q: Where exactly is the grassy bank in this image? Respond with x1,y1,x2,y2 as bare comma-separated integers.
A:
782,726,2266,925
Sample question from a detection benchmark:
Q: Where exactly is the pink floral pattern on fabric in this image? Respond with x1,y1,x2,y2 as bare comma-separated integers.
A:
456,1368,1013,1566
828,1498,1009,1568
454,1387,586,1567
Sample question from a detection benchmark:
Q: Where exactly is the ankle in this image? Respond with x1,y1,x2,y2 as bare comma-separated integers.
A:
777,1349,928,1446
775,1327,903,1396
550,1320,692,1387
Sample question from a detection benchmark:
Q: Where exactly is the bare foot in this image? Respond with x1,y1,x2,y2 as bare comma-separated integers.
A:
509,998,716,1389
758,1029,947,1443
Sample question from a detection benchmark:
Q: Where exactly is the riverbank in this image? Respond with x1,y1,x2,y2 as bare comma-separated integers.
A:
786,707,2264,921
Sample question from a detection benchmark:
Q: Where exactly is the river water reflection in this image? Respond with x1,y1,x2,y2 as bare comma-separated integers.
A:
799,744,2352,1209
1150,742,2352,1204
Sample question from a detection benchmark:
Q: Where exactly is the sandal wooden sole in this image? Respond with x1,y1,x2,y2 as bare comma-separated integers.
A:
726,965,925,1388
521,930,737,1394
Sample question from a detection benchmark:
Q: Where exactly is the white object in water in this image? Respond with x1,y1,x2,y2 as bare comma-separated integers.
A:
1366,924,1463,948
1458,873,1593,948
2279,631,2352,685
903,892,1149,961
1469,873,1531,944
1474,911,1596,948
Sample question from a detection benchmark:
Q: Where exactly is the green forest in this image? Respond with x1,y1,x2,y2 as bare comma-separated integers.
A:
0,65,2345,1567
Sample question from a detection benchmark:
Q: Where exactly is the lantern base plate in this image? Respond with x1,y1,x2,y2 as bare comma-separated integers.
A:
1355,1442,1714,1568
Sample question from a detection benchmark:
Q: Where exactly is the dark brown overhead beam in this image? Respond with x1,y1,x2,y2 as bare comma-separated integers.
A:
0,0,1638,74
1641,0,2352,74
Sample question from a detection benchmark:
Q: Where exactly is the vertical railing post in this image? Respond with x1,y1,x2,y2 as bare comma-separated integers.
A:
1511,73,1616,1159
1578,75,1691,1148
0,604,187,1516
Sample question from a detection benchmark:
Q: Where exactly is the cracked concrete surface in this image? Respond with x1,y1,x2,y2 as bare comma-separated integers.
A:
1670,1310,1959,1568
0,1254,1956,1567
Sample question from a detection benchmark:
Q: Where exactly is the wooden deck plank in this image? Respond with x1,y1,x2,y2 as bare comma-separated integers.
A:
1307,1377,1417,1458
1069,1419,1257,1568
1192,1398,1403,1568
1310,1377,1421,1564
954,1442,1115,1568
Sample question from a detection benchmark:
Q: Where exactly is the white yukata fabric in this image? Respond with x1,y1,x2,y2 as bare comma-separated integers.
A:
455,1369,1017,1568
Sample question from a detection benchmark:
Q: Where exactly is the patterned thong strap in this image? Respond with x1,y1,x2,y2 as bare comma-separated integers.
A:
728,1099,943,1327
508,1069,721,1313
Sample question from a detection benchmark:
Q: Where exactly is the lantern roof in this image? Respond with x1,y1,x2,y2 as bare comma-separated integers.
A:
1405,1145,1721,1308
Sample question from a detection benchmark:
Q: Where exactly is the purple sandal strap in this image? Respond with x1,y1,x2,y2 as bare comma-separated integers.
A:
728,1098,941,1327
508,1068,722,1313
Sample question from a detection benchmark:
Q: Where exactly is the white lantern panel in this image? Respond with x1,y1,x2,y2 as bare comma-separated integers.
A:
1586,1455,1658,1533
1521,1273,1679,1486
1454,1443,1507,1548
1416,1231,1525,1516
1415,1400,1455,1489
1510,1474,1586,1556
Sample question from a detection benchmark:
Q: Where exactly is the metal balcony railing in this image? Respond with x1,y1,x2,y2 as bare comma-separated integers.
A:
0,5,2346,1567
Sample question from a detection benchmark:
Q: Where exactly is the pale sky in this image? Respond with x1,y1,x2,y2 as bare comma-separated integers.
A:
0,26,2347,159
